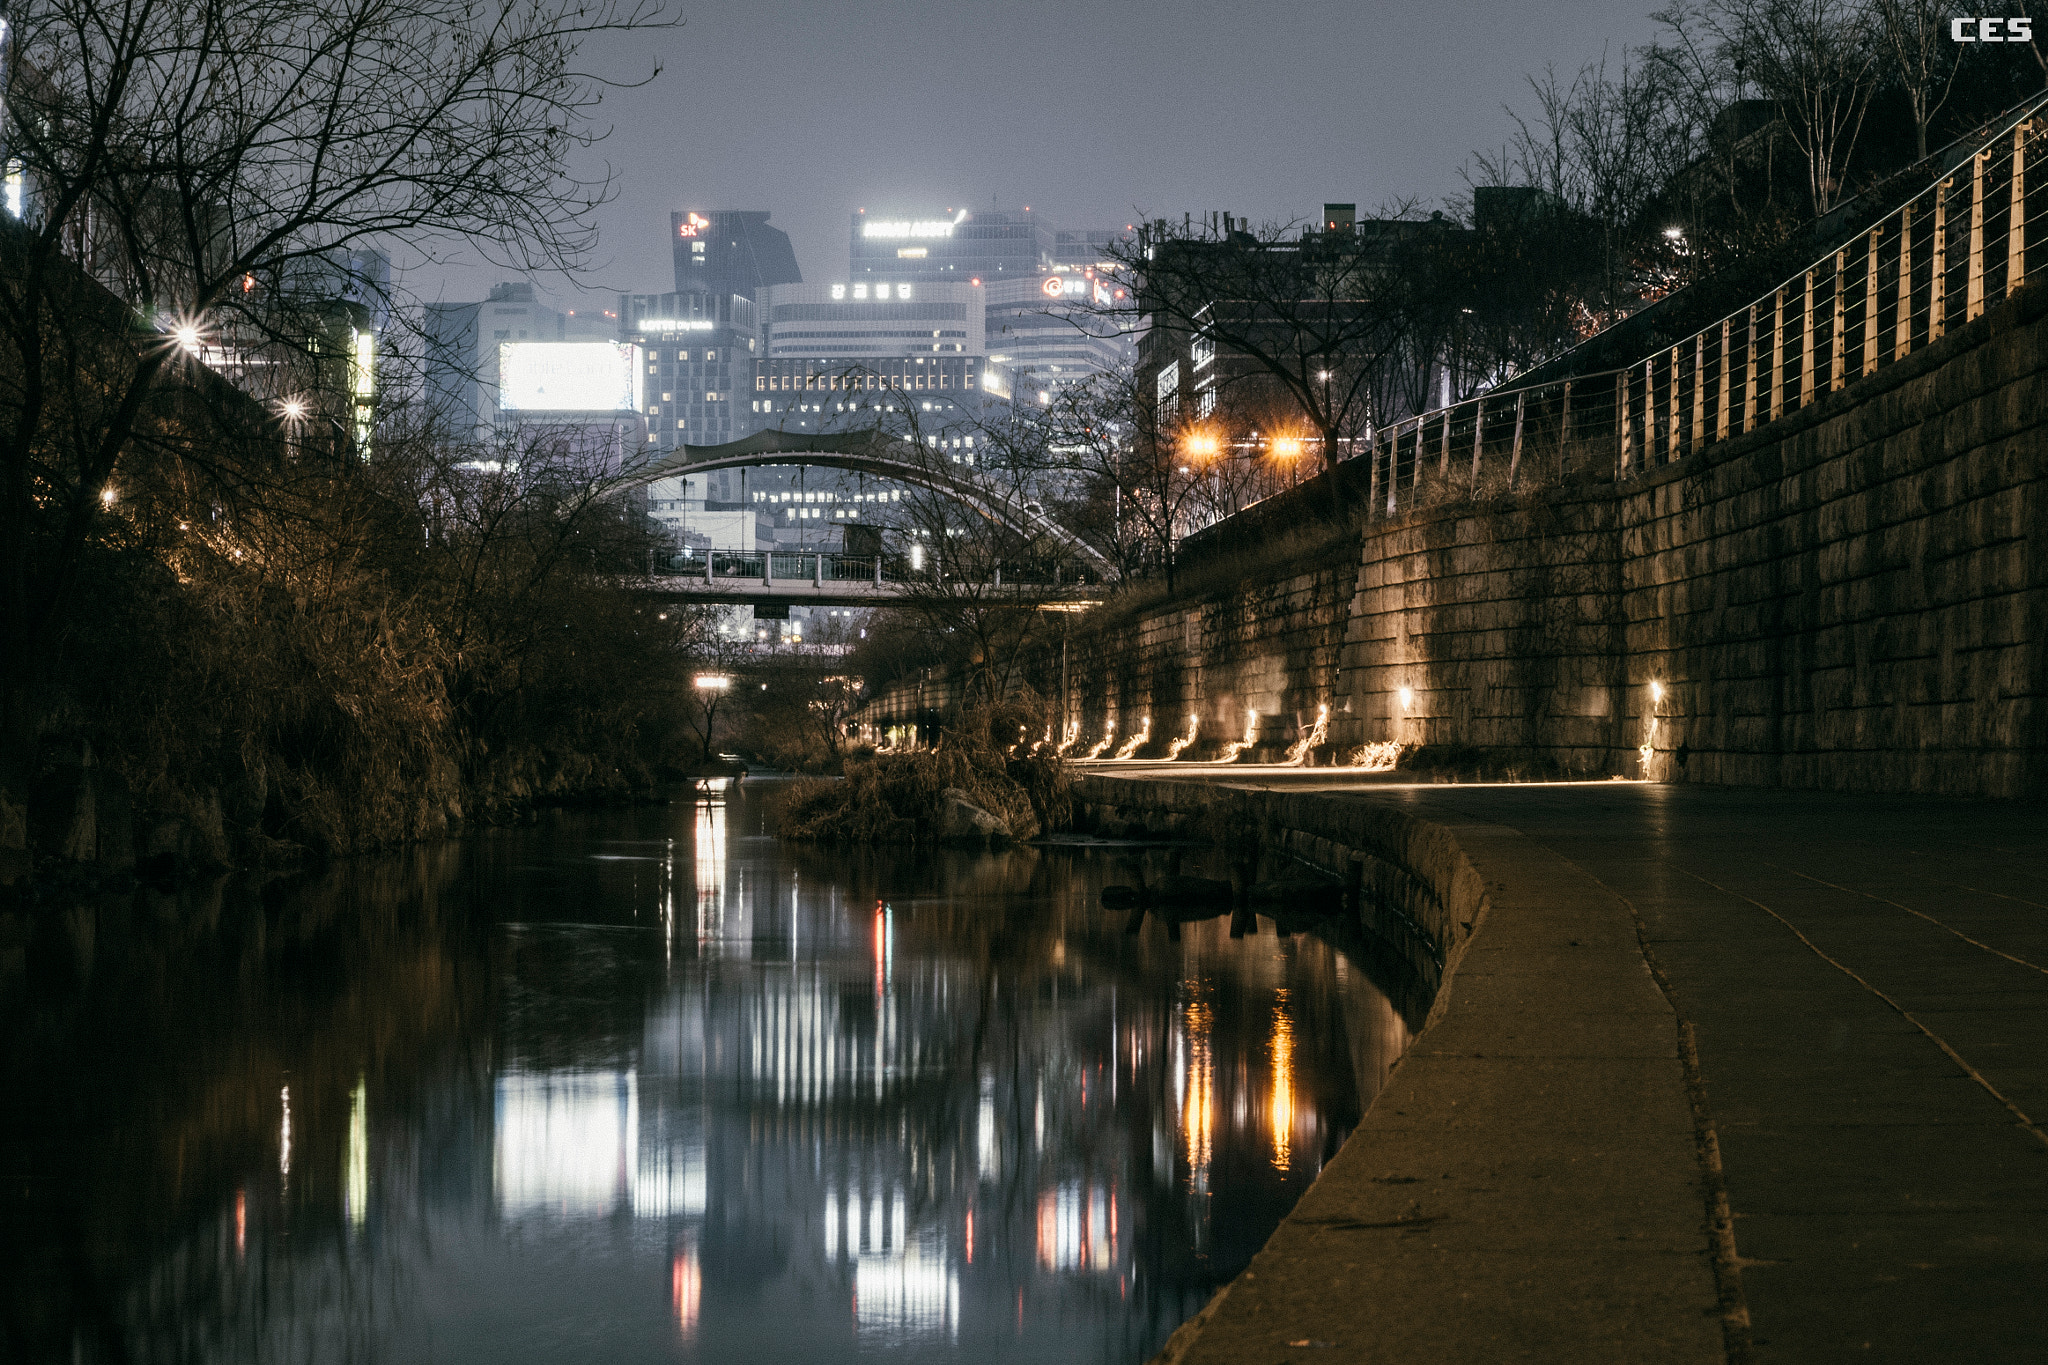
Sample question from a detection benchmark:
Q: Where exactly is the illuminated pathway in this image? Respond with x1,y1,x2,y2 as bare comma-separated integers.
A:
1079,769,2048,1364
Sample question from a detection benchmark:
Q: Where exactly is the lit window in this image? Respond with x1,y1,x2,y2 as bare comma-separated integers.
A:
831,284,846,300
853,284,869,300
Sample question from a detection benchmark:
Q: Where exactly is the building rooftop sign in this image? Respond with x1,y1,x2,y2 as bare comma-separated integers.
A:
861,210,969,240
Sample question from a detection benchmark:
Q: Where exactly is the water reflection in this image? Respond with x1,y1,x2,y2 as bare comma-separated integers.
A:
6,784,1427,1364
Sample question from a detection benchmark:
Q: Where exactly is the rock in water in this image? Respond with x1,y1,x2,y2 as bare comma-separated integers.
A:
936,788,1011,847
1101,884,1142,909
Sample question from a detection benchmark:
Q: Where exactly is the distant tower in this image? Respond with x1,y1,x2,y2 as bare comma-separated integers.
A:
672,210,801,299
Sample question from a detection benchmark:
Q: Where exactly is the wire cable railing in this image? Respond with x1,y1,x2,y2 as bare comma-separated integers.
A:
1353,90,2048,519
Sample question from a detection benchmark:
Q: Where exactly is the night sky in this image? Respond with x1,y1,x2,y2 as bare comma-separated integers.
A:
402,0,1667,314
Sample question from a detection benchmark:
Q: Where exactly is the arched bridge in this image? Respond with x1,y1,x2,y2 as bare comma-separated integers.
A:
623,428,1108,569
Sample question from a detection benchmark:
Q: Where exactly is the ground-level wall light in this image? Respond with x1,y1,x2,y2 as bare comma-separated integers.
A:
1398,687,1413,708
1650,681,1664,702
100,486,116,506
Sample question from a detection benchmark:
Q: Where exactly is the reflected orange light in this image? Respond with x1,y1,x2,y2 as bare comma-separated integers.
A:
672,1249,701,1338
1270,989,1296,1172
966,1207,974,1264
235,1189,246,1257
1183,997,1214,1178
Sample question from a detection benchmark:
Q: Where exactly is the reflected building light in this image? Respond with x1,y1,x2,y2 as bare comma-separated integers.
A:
495,1069,638,1218
672,1243,701,1339
1181,994,1214,1185
1270,990,1296,1172
635,1134,706,1220
695,799,751,953
854,1249,959,1345
235,1189,246,1259
346,1076,368,1228
279,1084,292,1194
977,1073,998,1179
1036,1181,1118,1271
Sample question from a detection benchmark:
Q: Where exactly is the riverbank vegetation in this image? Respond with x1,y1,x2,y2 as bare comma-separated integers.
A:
779,703,1071,844
0,0,677,876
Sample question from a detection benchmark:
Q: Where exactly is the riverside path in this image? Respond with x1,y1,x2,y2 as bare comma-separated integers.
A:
1081,767,2048,1365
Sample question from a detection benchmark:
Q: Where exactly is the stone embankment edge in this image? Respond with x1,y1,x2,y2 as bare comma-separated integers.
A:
1077,773,1726,1364
1075,774,1490,1000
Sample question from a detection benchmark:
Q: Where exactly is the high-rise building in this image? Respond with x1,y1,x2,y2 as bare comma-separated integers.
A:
424,281,564,440
984,271,1132,403
672,210,802,298
619,290,758,450
756,281,984,360
849,208,1050,283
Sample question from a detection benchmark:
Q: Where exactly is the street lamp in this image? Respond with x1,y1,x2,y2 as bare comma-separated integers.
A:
693,675,732,691
1183,432,1220,460
1269,437,1303,460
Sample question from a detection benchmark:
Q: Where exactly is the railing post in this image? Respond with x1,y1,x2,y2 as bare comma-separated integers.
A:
1667,346,1681,463
1410,419,1425,510
1770,289,1786,422
873,554,882,586
1743,304,1759,432
1691,334,1705,452
1470,397,1485,485
1968,150,1987,322
1644,358,1655,462
1799,269,1816,408
1896,204,1914,360
1862,230,1880,377
813,553,823,588
1830,252,1847,391
704,551,714,584
1438,406,1451,480
1717,318,1731,441
1559,380,1573,471
1932,177,1950,340
2010,120,2032,297
1618,368,1631,475
1509,390,1525,487
1368,426,1382,514
762,554,772,587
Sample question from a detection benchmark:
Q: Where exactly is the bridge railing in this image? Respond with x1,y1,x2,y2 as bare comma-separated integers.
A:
1346,93,2048,520
647,548,1104,593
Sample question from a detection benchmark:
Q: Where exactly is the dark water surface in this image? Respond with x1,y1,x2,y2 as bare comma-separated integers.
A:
6,781,1425,1364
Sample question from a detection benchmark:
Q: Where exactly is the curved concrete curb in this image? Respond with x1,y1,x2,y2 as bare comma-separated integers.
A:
1079,775,1727,1364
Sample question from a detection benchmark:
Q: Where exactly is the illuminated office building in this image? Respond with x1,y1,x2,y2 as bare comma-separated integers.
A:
756,280,984,360
850,208,1050,282
620,290,758,450
984,270,1132,403
672,209,802,299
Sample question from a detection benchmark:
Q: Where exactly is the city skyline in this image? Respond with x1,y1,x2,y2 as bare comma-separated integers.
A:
398,0,1665,314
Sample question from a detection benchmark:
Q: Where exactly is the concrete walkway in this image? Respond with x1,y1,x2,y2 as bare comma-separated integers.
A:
1100,770,2048,1364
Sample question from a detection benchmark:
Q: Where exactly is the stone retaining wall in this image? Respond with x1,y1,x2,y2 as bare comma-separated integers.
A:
1049,284,2048,797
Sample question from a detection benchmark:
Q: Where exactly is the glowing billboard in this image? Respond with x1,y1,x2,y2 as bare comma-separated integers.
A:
498,342,641,413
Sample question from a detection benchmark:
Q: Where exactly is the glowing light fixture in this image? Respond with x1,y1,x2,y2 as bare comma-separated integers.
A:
693,675,732,690
1398,687,1413,708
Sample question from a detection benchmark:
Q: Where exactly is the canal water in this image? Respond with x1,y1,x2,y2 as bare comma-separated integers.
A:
6,780,1426,1364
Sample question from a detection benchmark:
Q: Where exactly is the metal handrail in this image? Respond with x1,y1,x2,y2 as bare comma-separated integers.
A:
1307,87,2048,521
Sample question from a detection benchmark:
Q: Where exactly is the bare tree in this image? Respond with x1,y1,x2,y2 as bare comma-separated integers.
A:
1098,214,1412,488
1873,0,1962,160
1682,0,1880,214
0,0,670,768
